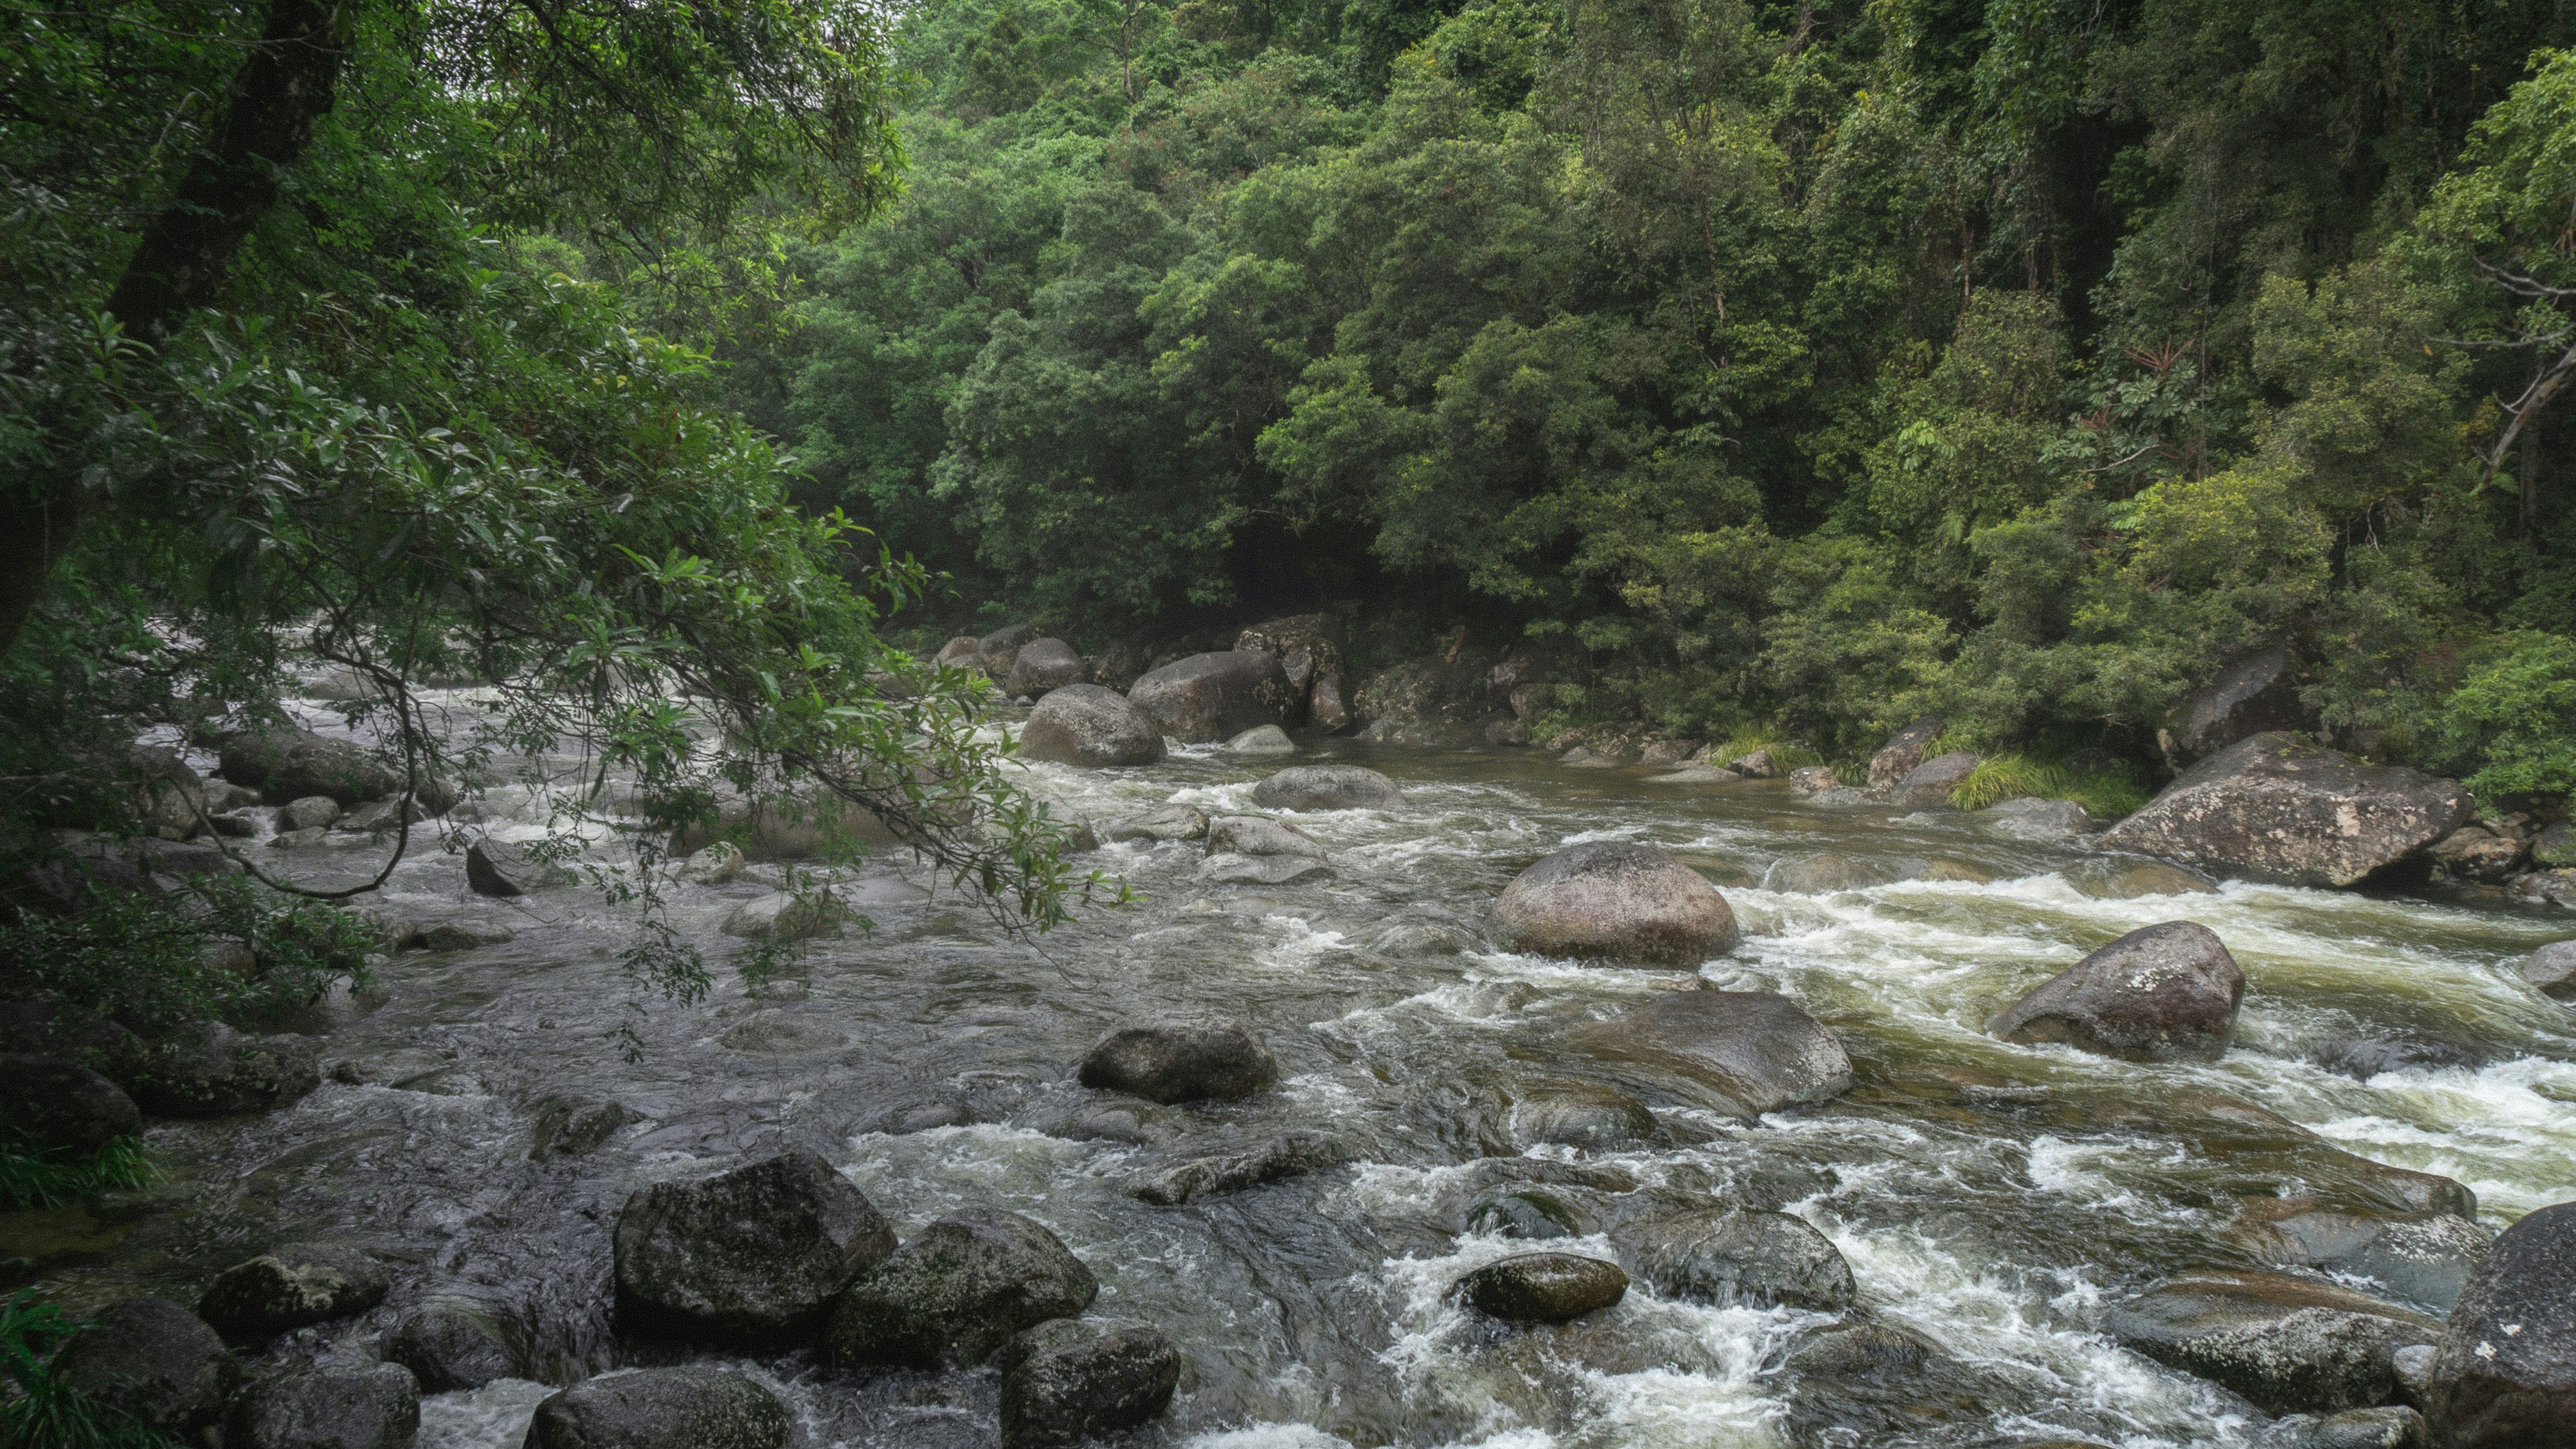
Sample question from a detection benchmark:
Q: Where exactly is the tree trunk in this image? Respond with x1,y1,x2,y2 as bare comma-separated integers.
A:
0,0,350,661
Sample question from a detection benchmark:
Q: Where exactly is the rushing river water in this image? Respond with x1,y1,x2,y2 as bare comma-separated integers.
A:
12,713,2576,1449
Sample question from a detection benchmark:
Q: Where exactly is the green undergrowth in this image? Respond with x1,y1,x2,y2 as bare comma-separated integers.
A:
0,1134,151,1214
1949,753,2153,820
1705,734,1823,771
1,1292,173,1448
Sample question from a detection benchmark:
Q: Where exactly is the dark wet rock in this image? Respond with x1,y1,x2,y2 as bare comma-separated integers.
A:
2512,867,2576,909
417,920,514,950
2312,1034,2480,1080
999,1316,1185,1449
0,1051,138,1155
1784,1320,1948,1377
1989,921,2246,1062
1201,852,1331,884
715,1009,849,1055
2428,825,2525,881
1763,853,1895,893
2534,818,2576,868
2393,1342,2440,1407
1467,1187,1596,1241
335,797,420,834
1310,670,1352,732
523,1366,790,1449
1507,1086,1656,1151
386,1299,521,1390
1787,765,1840,797
718,890,844,943
1205,814,1327,859
2427,1200,2576,1448
2260,1407,2427,1449
1868,718,1945,789
1578,989,1854,1118
2165,649,2309,769
2517,941,2576,1002
1019,684,1167,768
1126,1131,1342,1205
825,1207,1100,1368
1495,842,1739,964
1106,803,1206,842
0,997,148,1081
1252,764,1403,812
2124,1092,2480,1221
1011,1091,1182,1147
1726,749,1782,779
220,726,451,812
270,825,331,848
1650,764,1742,784
465,837,564,897
2081,861,2220,898
1984,797,2095,838
1455,1253,1629,1323
675,842,744,885
2233,1199,2493,1310
210,809,262,837
1225,723,1297,754
133,1022,321,1116
614,1150,895,1342
1078,1012,1276,1103
53,1296,240,1432
1896,750,1981,808
199,1243,392,1338
277,795,343,831
1004,637,1084,697
1614,1209,1855,1310
2104,1271,2441,1414
1128,651,1294,743
2097,733,2474,887
230,1362,419,1449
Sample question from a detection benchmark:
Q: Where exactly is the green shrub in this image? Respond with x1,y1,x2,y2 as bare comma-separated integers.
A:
2437,631,2576,805
0,1292,173,1448
1705,733,1823,771
1948,751,2152,819
0,1134,150,1213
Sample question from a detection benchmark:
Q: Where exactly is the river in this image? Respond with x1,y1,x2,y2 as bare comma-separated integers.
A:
12,721,2576,1448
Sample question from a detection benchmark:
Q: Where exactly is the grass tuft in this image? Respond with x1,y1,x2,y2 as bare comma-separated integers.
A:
1949,752,2153,820
0,1134,152,1214
1706,734,1823,771
1,1291,177,1448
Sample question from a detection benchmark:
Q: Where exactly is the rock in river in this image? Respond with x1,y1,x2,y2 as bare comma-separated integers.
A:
1004,637,1084,697
1614,1209,1857,1310
1578,989,1854,1118
1079,1011,1277,1103
53,1296,239,1433
1251,764,1403,812
614,1150,896,1341
1205,814,1327,859
1107,803,1206,842
2517,941,2576,1002
1000,1317,1184,1449
1127,650,1294,743
826,1207,1100,1367
2232,1198,2493,1312
1987,921,2246,1062
2105,1271,2441,1415
1763,853,1894,894
1019,684,1166,768
132,1021,320,1117
199,1243,391,1338
1868,717,1944,789
524,1367,790,1449
2260,1409,2428,1449
1894,749,1980,808
465,836,564,897
1202,853,1331,884
1126,1131,1342,1205
0,1051,138,1155
1495,842,1739,963
229,1362,419,1449
2097,732,2474,887
2426,1200,2576,1448
1454,1252,1629,1323
386,1299,521,1391
719,890,844,943
1225,723,1297,754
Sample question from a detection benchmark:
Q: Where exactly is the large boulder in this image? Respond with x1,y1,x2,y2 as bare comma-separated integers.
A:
219,727,452,812
2104,1271,2442,1415
1868,718,1944,789
1125,1131,1342,1206
2163,649,2309,769
1078,1012,1277,1103
199,1243,391,1338
1019,685,1167,768
825,1207,1100,1368
1353,654,1508,744
1106,803,1206,842
2097,733,2474,887
1577,989,1854,1118
385,1299,521,1390
1127,651,1294,743
1987,921,2246,1062
2517,941,2576,1002
229,1362,419,1449
1236,614,1346,723
0,1051,139,1155
132,1022,321,1117
465,837,566,897
999,1317,1184,1449
1251,765,1402,812
1454,1252,1628,1323
2232,1199,2493,1311
1614,1209,1855,1310
53,1297,240,1433
1005,638,1085,697
1895,750,1980,808
0,997,148,1081
2426,1200,2576,1448
1225,724,1296,754
523,1367,790,1449
1494,842,1739,963
613,1150,896,1342
1205,815,1326,859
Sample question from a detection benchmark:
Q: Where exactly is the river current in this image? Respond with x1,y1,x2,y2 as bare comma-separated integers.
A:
12,710,2576,1448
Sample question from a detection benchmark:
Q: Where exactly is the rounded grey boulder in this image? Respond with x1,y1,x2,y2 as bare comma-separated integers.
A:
1454,1252,1628,1323
199,1243,391,1338
2097,732,2473,887
999,1317,1184,1449
613,1150,895,1342
386,1299,521,1391
825,1206,1100,1367
1004,637,1084,697
1251,765,1403,812
1079,1012,1277,1103
1126,650,1294,743
2517,941,2576,1002
230,1362,419,1449
1615,1209,1856,1310
1019,684,1166,768
1495,842,1739,963
2427,1200,2576,1448
53,1297,239,1432
1205,814,1326,859
523,1367,790,1449
1988,920,2245,1062
1578,989,1854,1118
2104,1271,2441,1415
0,1051,138,1155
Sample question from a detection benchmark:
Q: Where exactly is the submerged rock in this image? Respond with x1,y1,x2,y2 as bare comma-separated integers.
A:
1205,814,1327,858
2080,861,2219,898
1225,723,1297,754
53,1297,239,1433
1763,853,1894,894
1126,1132,1342,1205
1982,797,2095,839
718,890,844,943
133,1023,320,1117
1454,1252,1629,1323
385,1299,521,1391
229,1362,419,1449
1495,842,1739,964
1467,1187,1596,1241
1128,651,1294,743
614,1150,896,1341
1019,684,1167,768
1578,989,1853,1118
529,1094,638,1160
2104,1271,2441,1414
715,1009,848,1055
2097,732,2473,887
199,1243,391,1338
1106,803,1206,842
1988,921,2246,1062
1201,852,1332,884
2259,1407,2428,1449
1078,1012,1277,1103
1251,764,1403,812
2427,1200,2576,1448
2233,1198,2493,1310
825,1207,1100,1367
523,1367,790,1449
1507,1085,1657,1151
0,1051,138,1155
1868,718,1944,789
1614,1209,1856,1310
999,1317,1184,1449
